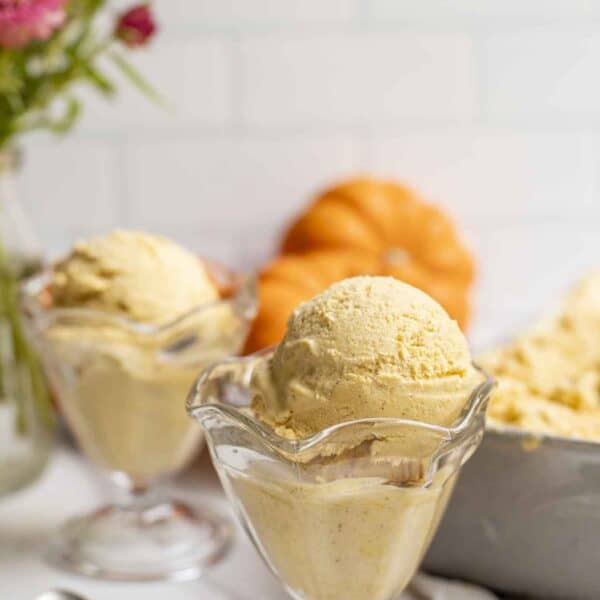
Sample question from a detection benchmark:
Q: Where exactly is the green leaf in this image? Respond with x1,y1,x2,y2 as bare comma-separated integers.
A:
83,64,116,96
5,93,24,114
48,97,82,133
70,0,106,19
0,52,22,95
109,51,170,110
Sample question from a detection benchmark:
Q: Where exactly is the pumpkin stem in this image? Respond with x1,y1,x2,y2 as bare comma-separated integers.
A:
385,248,410,266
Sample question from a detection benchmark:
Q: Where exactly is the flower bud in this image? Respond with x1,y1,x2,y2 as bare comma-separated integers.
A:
116,4,156,48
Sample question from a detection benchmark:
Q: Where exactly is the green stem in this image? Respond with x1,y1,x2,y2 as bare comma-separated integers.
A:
0,231,54,433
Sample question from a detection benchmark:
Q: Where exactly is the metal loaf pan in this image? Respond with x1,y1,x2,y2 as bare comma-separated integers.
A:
424,427,600,599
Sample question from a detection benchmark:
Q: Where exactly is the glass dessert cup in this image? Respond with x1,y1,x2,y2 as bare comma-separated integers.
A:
187,349,495,600
20,266,257,582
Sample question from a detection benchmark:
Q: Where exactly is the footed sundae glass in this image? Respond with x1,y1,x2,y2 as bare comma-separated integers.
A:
20,266,256,582
187,349,494,600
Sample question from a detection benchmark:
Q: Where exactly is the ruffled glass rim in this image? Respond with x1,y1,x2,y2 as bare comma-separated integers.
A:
187,347,496,457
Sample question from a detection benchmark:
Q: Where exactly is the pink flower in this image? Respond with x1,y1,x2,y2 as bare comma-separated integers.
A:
0,0,66,49
116,4,156,48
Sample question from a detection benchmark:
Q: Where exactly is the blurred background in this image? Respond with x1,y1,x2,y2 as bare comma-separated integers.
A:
18,0,600,345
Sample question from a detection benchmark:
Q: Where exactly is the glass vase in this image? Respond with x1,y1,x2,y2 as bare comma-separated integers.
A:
0,149,54,497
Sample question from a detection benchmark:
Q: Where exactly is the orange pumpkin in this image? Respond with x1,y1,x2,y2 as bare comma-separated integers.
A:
245,178,475,353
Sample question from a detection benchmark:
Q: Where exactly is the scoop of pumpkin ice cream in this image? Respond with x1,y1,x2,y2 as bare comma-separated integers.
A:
51,230,218,324
252,276,478,438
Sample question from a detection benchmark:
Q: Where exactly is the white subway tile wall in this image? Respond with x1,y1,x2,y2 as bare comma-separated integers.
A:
240,33,477,125
156,0,362,26
18,0,600,344
126,134,357,252
368,0,593,20
485,30,600,121
79,38,234,130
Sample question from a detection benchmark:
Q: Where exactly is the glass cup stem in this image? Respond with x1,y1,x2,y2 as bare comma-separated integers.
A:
47,476,234,582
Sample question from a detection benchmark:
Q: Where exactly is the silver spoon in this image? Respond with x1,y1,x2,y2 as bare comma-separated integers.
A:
35,590,88,600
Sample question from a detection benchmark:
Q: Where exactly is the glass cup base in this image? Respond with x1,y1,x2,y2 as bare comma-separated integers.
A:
46,499,233,582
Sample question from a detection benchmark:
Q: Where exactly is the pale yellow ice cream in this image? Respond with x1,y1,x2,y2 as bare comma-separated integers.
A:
483,273,600,441
39,231,243,485
253,276,478,439
227,276,480,600
229,468,457,600
50,230,218,323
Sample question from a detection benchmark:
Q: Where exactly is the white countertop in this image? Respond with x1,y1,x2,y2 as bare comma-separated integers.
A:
0,447,498,600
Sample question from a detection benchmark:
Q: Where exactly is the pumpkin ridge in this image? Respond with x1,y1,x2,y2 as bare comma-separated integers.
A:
281,196,382,254
318,181,388,243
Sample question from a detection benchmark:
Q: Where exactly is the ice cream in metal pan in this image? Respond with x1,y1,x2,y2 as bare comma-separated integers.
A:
425,273,600,599
482,272,600,441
